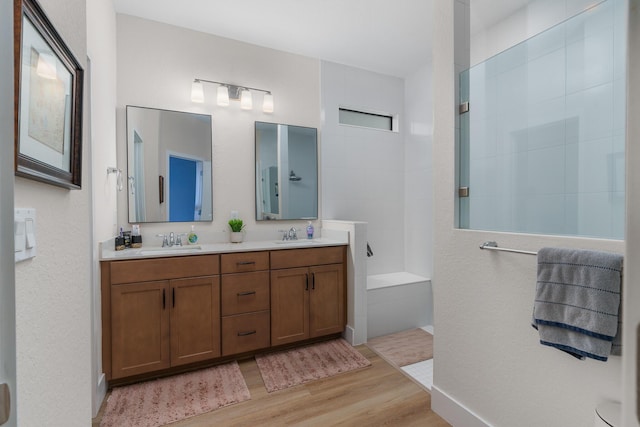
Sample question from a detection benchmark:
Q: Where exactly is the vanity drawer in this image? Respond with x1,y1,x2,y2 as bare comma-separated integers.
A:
222,310,270,356
270,246,345,269
221,271,270,316
110,255,220,284
221,251,269,274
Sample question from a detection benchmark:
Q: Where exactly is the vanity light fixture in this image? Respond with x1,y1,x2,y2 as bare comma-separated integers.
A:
191,78,273,113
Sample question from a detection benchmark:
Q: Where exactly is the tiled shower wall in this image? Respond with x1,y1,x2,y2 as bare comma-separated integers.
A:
460,0,626,239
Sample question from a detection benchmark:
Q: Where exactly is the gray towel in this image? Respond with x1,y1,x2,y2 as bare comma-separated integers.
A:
532,247,623,361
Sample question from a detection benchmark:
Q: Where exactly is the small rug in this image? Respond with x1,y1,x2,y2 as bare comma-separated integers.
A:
100,361,250,427
367,328,433,367
255,338,371,392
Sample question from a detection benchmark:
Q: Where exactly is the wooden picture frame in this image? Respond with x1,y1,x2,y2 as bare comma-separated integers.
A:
14,0,83,189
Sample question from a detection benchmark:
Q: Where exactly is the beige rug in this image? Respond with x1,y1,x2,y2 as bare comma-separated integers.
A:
100,361,250,427
255,338,371,392
367,328,433,367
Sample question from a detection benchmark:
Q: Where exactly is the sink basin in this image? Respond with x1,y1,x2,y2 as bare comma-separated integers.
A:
139,245,202,255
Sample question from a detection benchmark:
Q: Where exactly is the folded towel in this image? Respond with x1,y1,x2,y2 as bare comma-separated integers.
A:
532,247,623,361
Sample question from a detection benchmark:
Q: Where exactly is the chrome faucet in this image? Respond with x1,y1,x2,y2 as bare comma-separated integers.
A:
156,232,178,247
288,227,298,240
156,233,169,247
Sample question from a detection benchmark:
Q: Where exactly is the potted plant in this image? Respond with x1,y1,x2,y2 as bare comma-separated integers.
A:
228,218,245,243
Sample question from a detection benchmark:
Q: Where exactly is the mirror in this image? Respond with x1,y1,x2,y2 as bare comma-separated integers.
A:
255,121,318,220
126,105,213,223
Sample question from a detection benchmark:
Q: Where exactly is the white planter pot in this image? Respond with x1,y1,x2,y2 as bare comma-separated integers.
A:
230,232,244,243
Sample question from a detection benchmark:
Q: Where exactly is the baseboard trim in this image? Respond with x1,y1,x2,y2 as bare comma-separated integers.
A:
431,385,492,427
93,373,107,418
344,325,355,345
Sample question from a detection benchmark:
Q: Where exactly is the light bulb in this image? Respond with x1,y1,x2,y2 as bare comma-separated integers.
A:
240,89,253,110
262,93,274,113
191,80,204,103
217,85,229,106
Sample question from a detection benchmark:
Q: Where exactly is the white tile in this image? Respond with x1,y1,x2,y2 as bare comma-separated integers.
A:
526,22,565,61
402,359,434,390
566,30,614,94
526,48,566,104
578,137,614,193
566,82,614,143
568,192,613,237
513,194,566,235
421,325,434,335
565,0,613,44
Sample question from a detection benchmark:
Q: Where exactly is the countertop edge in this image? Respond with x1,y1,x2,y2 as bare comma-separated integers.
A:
99,238,348,261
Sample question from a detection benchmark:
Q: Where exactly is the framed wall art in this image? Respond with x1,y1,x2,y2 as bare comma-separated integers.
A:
14,0,83,189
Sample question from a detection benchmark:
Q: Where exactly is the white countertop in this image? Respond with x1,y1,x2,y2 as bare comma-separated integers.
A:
100,237,348,261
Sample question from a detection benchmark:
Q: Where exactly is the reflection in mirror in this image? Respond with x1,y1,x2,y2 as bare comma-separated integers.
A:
126,106,213,223
255,121,318,221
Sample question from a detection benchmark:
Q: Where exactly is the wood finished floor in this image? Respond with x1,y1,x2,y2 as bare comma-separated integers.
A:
93,345,450,426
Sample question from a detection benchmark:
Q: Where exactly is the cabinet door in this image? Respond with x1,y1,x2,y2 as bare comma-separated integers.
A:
170,276,221,366
310,264,345,338
111,281,170,379
271,267,309,346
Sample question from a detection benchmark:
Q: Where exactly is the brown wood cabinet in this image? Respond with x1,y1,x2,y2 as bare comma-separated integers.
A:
220,252,271,356
270,247,345,346
111,280,170,378
104,255,220,380
170,276,221,366
102,246,346,382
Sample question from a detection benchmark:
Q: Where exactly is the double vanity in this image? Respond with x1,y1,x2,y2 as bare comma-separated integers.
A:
100,238,347,383
103,106,336,384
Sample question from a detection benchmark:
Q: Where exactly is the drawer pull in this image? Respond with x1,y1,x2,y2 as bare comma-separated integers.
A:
237,261,256,266
237,291,257,296
237,330,257,337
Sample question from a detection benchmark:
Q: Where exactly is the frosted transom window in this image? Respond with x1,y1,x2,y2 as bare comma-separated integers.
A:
458,0,625,239
338,108,393,131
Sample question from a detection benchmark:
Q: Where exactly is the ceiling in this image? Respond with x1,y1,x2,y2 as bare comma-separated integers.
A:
113,0,530,78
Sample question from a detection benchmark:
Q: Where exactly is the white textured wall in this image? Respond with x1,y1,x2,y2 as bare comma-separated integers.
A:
623,2,640,425
431,1,624,426
320,61,406,276
14,0,92,425
116,14,320,239
87,0,117,415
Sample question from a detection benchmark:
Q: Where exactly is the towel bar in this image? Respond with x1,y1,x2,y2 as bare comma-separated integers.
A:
479,241,537,256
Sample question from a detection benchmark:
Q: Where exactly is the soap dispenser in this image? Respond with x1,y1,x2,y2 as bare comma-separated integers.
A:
306,221,314,239
187,225,198,244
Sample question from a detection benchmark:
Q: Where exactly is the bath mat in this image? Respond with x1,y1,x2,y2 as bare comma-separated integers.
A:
99,361,250,427
367,328,433,367
255,338,371,392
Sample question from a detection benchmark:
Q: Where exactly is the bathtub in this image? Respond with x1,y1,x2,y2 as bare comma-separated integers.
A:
366,272,432,339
